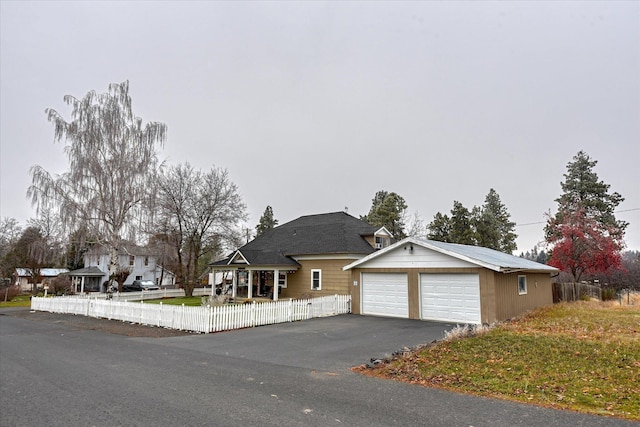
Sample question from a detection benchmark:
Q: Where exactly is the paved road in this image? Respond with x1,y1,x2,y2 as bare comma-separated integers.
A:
0,310,634,426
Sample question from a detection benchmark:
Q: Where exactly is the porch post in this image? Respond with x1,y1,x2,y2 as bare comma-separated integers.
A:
232,270,237,298
247,269,253,299
273,269,279,301
80,276,85,293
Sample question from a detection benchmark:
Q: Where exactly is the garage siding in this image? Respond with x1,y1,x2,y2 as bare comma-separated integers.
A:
361,273,408,318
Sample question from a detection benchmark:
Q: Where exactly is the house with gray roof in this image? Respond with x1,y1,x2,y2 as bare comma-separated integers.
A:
210,212,393,300
14,268,69,293
211,212,557,324
68,243,176,293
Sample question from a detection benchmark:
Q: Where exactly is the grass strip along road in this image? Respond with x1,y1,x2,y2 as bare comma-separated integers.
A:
356,299,640,421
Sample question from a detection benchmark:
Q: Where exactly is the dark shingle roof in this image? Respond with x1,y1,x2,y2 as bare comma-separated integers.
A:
68,266,106,276
212,212,377,267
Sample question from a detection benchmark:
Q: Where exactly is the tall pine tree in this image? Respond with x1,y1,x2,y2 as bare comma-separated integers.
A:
550,150,627,239
427,189,517,253
546,151,626,281
361,190,408,240
474,188,517,252
255,205,278,237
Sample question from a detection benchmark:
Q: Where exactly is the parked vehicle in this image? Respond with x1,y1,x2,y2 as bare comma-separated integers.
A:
132,280,159,291
122,282,143,292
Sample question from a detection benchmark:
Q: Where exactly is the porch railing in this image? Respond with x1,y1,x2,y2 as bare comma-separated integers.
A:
30,294,351,334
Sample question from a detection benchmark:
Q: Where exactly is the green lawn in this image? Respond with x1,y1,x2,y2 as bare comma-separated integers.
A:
357,301,640,421
0,294,32,308
142,296,204,306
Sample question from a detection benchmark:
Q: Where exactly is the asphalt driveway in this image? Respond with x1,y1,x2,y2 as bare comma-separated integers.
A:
144,313,455,371
2,309,635,426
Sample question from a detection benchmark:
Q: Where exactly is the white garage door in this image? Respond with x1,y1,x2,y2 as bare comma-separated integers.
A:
420,273,481,324
361,273,408,318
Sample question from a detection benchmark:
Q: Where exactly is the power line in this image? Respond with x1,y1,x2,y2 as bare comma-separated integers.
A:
515,208,639,227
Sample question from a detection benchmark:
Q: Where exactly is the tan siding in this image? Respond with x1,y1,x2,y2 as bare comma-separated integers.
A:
363,235,376,248
280,259,352,299
494,273,553,321
479,269,497,324
350,268,553,322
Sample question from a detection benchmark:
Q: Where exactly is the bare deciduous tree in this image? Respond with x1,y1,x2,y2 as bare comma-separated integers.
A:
28,81,167,288
156,163,247,296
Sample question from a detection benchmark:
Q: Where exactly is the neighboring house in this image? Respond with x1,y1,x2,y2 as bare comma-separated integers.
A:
14,268,69,293
210,212,393,301
343,237,559,324
68,243,175,293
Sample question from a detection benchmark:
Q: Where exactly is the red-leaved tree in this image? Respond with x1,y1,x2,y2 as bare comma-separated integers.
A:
546,207,624,283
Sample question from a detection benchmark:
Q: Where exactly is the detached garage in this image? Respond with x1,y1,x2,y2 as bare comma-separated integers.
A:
344,237,558,325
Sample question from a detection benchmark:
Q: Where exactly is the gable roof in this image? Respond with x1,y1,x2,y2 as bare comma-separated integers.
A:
85,242,156,257
68,266,106,277
212,212,378,267
344,237,559,274
15,268,69,277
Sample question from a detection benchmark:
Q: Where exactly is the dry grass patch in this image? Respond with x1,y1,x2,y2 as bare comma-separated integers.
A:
355,300,639,420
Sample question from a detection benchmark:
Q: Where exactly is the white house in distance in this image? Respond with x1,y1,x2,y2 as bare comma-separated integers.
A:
14,268,69,293
68,243,175,293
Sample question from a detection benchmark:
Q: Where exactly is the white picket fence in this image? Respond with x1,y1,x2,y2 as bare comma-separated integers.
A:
30,294,351,334
81,287,213,301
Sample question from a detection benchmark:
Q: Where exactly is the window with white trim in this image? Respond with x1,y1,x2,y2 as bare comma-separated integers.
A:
278,272,287,288
129,255,135,266
518,275,527,295
375,236,390,249
311,269,322,290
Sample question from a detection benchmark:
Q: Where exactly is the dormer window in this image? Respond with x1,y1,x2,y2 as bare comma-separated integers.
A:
375,236,389,249
373,227,392,250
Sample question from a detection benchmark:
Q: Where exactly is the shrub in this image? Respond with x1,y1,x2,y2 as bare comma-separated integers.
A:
601,287,616,301
51,275,72,295
0,285,21,302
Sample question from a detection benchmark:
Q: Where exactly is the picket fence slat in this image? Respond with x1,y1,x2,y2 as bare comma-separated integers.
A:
30,294,351,334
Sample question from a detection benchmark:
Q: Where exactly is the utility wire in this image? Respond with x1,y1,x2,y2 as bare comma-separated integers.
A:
515,208,639,227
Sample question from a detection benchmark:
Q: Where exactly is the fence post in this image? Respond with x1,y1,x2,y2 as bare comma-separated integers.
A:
181,303,185,330
251,301,256,327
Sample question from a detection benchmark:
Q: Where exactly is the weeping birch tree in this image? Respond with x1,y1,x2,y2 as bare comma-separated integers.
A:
156,163,247,297
28,81,167,290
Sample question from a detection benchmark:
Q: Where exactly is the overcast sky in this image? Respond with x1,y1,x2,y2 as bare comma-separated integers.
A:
1,1,638,254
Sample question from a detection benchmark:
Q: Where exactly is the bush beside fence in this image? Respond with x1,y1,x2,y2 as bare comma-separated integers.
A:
31,294,351,334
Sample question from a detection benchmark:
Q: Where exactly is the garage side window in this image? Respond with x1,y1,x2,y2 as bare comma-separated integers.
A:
518,275,527,295
311,269,322,290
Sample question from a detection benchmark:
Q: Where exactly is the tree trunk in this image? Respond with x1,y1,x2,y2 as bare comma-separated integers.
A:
108,243,120,291
183,282,195,297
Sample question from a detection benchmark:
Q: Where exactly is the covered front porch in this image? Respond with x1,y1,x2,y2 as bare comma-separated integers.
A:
68,266,106,293
210,267,298,301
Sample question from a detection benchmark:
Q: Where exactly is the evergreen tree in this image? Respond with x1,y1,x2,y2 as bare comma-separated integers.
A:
545,151,626,282
426,212,451,242
449,201,476,245
474,188,517,252
361,191,408,240
255,205,279,237
427,189,517,253
549,150,627,239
